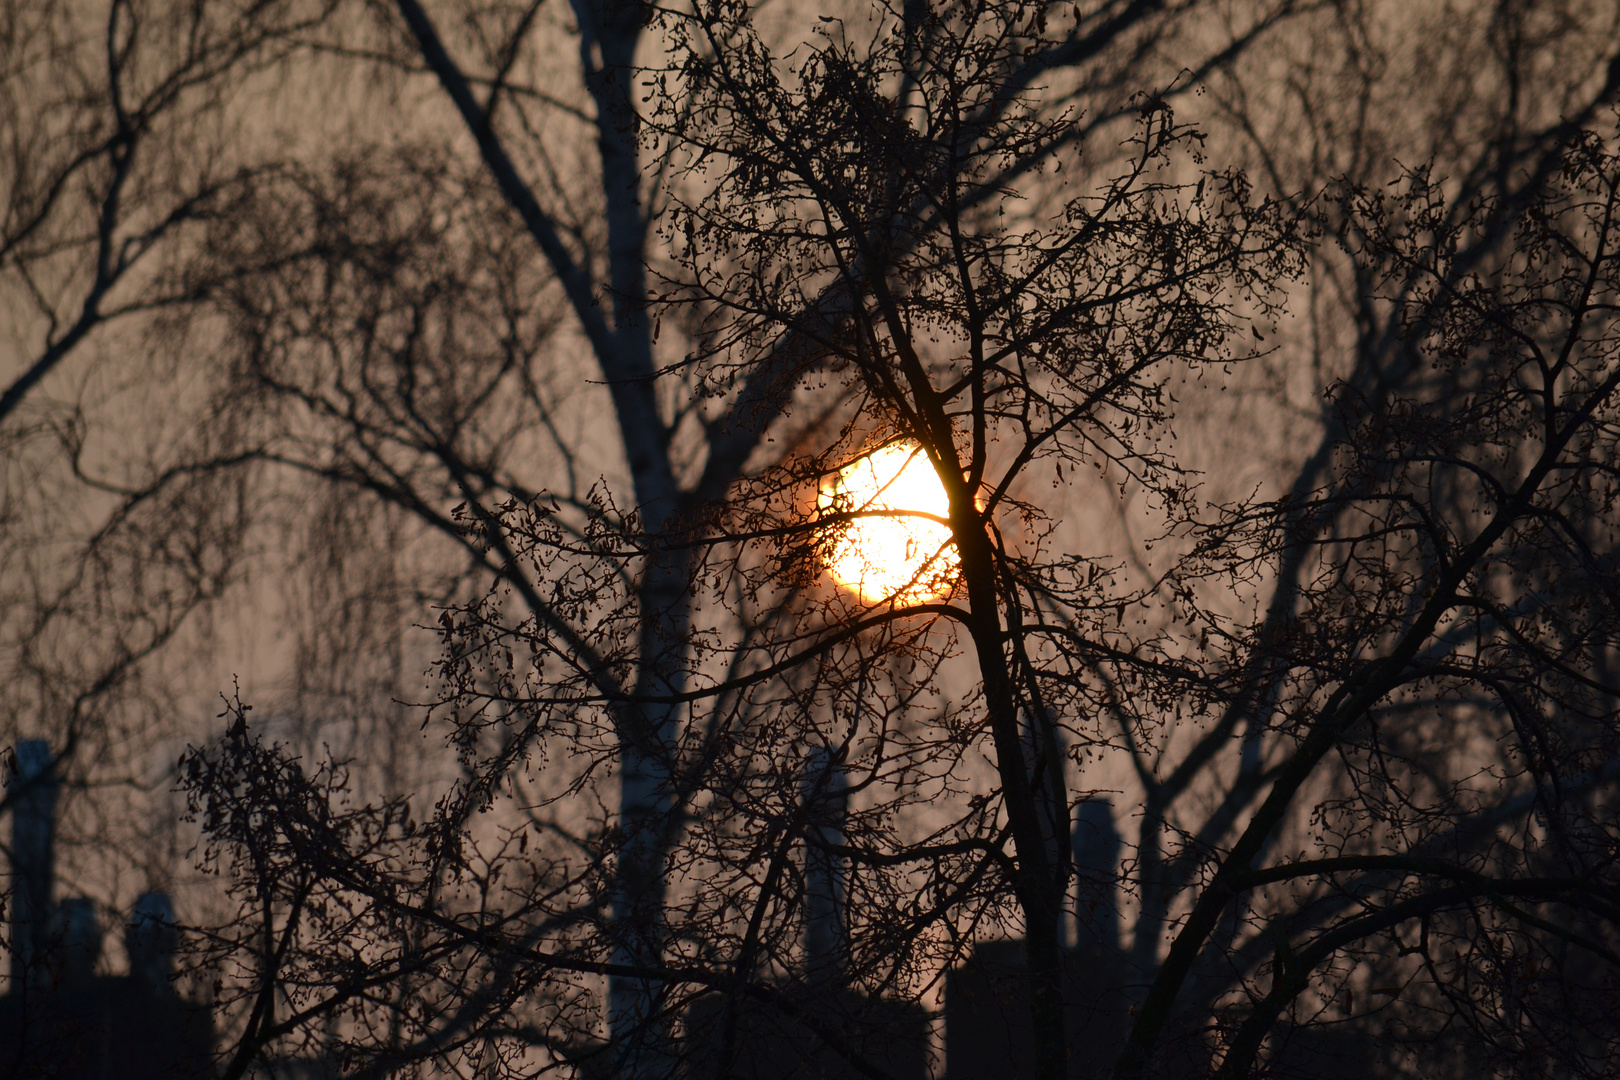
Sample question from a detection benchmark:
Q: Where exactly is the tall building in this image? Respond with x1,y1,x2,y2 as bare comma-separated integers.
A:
943,798,1135,1080
682,749,930,1080
943,798,1377,1080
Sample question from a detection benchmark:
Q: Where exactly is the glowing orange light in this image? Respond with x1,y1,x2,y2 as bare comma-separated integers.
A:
819,442,959,604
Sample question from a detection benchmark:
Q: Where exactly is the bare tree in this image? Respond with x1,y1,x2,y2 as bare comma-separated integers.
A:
11,0,1262,1067
173,1,1300,1078
167,0,1291,1075
15,2,1620,1080
1126,5,1620,1076
0,0,353,919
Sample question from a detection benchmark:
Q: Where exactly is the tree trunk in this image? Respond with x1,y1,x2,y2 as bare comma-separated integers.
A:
955,514,1068,1080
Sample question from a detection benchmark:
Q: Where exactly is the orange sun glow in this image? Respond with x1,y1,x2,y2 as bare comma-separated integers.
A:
819,443,960,604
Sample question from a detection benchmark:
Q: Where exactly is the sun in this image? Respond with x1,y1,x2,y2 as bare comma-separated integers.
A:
819,442,960,604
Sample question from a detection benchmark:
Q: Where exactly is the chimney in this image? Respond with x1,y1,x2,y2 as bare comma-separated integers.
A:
802,746,850,985
9,740,59,989
127,892,178,995
58,896,100,985
1071,797,1120,952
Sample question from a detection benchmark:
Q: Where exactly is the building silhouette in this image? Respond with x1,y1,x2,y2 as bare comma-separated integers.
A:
682,749,930,1080
0,739,1379,1080
943,798,1378,1080
0,741,214,1080
943,798,1135,1080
